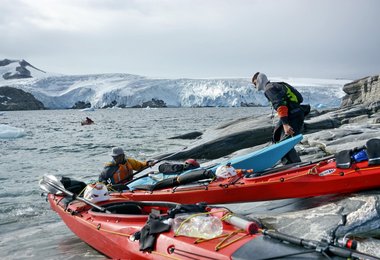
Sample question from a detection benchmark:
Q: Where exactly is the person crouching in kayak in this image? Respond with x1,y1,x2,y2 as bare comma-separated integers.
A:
252,72,305,165
99,147,154,184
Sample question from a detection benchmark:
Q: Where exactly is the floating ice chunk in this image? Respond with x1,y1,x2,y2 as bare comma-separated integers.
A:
81,107,95,112
0,124,26,139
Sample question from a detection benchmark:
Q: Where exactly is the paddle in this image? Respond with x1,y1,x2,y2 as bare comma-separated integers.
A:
39,174,110,213
261,229,379,260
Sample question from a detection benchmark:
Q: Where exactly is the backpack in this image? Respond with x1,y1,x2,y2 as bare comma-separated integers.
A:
279,82,303,104
280,82,311,116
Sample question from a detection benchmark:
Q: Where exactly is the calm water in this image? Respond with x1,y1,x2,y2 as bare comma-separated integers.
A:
0,107,270,259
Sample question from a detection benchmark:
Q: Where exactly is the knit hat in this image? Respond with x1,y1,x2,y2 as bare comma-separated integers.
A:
256,73,269,91
110,147,124,157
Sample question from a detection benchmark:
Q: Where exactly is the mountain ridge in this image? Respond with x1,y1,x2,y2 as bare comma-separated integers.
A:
0,59,351,110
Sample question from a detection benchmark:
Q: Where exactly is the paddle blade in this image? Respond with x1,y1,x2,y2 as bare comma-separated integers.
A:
39,174,65,195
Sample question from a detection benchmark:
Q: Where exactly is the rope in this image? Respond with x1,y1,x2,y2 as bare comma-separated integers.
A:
151,251,182,260
220,211,235,222
194,233,230,244
58,206,133,237
251,162,380,184
78,185,87,197
167,248,220,260
331,165,380,176
215,230,248,251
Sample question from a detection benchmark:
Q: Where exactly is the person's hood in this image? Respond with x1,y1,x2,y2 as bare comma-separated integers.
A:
256,73,269,91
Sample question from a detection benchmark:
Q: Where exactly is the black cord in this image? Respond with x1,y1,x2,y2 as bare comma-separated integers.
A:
256,249,319,260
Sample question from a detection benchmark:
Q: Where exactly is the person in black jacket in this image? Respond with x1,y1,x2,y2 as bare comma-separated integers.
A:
252,72,304,164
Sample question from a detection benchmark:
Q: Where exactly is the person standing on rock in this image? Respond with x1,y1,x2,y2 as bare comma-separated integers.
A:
252,72,305,164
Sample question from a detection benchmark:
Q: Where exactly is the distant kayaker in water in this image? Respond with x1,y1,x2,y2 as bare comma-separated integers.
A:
99,147,154,184
252,72,306,164
81,117,94,125
85,117,94,124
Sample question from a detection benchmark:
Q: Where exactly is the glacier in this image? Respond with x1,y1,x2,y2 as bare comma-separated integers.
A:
0,59,351,109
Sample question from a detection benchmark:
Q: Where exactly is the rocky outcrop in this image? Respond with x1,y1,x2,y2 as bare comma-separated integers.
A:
341,75,380,107
168,131,203,140
72,101,92,109
0,86,45,111
132,98,167,108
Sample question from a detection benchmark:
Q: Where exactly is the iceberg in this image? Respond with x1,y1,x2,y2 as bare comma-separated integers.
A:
0,124,26,139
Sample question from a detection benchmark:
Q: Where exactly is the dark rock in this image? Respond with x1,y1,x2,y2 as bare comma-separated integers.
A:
333,194,380,238
0,86,45,111
71,101,91,109
163,115,273,160
1,59,45,80
304,116,341,134
341,75,380,107
132,98,167,108
143,98,166,108
241,193,380,256
168,131,203,140
0,59,13,66
240,102,263,107
368,101,380,113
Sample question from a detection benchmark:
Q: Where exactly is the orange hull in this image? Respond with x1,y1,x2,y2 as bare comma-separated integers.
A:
48,195,261,259
112,160,380,204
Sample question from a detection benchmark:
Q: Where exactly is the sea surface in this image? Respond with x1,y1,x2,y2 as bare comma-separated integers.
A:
0,107,272,259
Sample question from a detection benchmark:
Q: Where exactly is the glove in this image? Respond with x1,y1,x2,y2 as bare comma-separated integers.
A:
146,160,157,167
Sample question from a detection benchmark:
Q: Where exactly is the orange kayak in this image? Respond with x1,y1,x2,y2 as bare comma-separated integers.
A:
111,159,380,204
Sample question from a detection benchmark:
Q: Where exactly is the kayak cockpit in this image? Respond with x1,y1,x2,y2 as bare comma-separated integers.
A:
90,201,179,217
129,168,214,191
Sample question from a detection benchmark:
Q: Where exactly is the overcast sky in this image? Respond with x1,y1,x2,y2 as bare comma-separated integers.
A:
1,0,379,79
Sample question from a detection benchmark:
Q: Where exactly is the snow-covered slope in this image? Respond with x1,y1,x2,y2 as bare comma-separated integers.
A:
0,59,351,109
0,59,47,79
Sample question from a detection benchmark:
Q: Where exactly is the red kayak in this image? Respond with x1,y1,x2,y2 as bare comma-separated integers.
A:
110,158,380,205
41,190,376,259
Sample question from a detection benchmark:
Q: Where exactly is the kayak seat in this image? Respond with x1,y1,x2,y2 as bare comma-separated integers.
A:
60,176,87,195
367,138,380,166
104,202,143,215
335,150,352,169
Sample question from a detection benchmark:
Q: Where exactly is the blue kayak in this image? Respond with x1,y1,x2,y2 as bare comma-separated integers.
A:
127,134,303,190
210,134,303,171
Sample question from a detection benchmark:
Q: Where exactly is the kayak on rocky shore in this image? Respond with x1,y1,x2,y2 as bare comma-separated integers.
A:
40,174,379,260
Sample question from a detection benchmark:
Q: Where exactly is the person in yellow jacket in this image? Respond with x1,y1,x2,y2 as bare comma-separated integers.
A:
99,147,154,184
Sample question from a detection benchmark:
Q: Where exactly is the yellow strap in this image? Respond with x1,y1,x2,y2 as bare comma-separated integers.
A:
151,251,182,260
215,229,247,251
